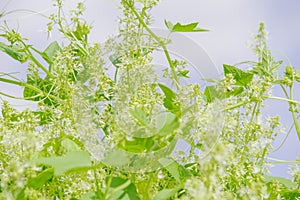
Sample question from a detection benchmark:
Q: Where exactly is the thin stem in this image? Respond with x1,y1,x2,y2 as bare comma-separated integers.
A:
0,77,60,102
289,83,300,140
20,41,54,78
93,168,101,196
29,53,54,78
267,157,300,164
279,84,289,98
272,121,294,152
265,96,300,105
123,0,180,89
0,91,24,99
224,101,249,111
114,67,119,83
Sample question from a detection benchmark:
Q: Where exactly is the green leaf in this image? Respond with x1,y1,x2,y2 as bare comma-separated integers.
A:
264,176,297,189
0,42,27,63
43,41,61,64
154,187,181,200
158,83,180,115
102,149,130,166
27,168,54,189
156,112,179,136
129,107,151,128
106,177,140,200
158,158,191,182
164,20,209,32
164,20,174,31
23,74,58,106
80,192,98,200
35,151,92,176
223,64,253,86
61,138,82,152
204,85,225,103
226,86,244,97
118,137,155,153
80,191,104,200
109,54,122,68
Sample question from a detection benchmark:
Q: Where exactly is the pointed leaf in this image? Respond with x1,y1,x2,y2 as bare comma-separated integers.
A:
223,64,253,86
226,86,244,97
27,168,54,189
154,187,181,200
43,41,61,64
158,158,191,182
129,107,151,128
165,20,209,32
35,151,92,176
158,83,180,115
164,20,174,32
156,112,179,136
0,42,27,63
109,54,122,68
204,85,225,103
107,177,140,200
102,149,130,166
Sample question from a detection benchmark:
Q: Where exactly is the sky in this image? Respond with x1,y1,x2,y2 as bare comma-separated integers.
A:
0,0,299,177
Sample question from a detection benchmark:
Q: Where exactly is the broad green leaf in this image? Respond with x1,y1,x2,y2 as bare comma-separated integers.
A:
30,41,61,65
107,190,125,200
43,41,61,64
223,64,253,86
129,107,151,127
16,189,25,200
61,138,82,152
106,177,140,200
226,86,244,97
204,85,225,103
102,149,130,166
118,137,155,153
80,192,98,200
164,20,209,32
156,112,179,136
264,176,297,189
154,187,181,200
27,168,54,189
35,151,92,176
158,158,191,182
158,83,180,115
0,42,27,63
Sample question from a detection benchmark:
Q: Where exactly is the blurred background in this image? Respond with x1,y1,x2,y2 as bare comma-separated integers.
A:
0,0,299,178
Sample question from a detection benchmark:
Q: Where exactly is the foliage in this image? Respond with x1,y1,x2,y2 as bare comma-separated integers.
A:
0,0,300,199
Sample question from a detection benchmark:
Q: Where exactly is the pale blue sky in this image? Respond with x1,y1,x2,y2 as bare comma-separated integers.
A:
0,0,299,177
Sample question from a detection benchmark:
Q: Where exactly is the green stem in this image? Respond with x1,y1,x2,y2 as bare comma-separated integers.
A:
279,83,300,140
123,0,180,89
0,77,60,102
267,157,300,164
104,175,112,198
289,84,300,140
20,41,54,78
29,53,54,78
225,101,249,111
114,67,119,83
280,84,289,98
0,91,24,99
266,96,300,105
